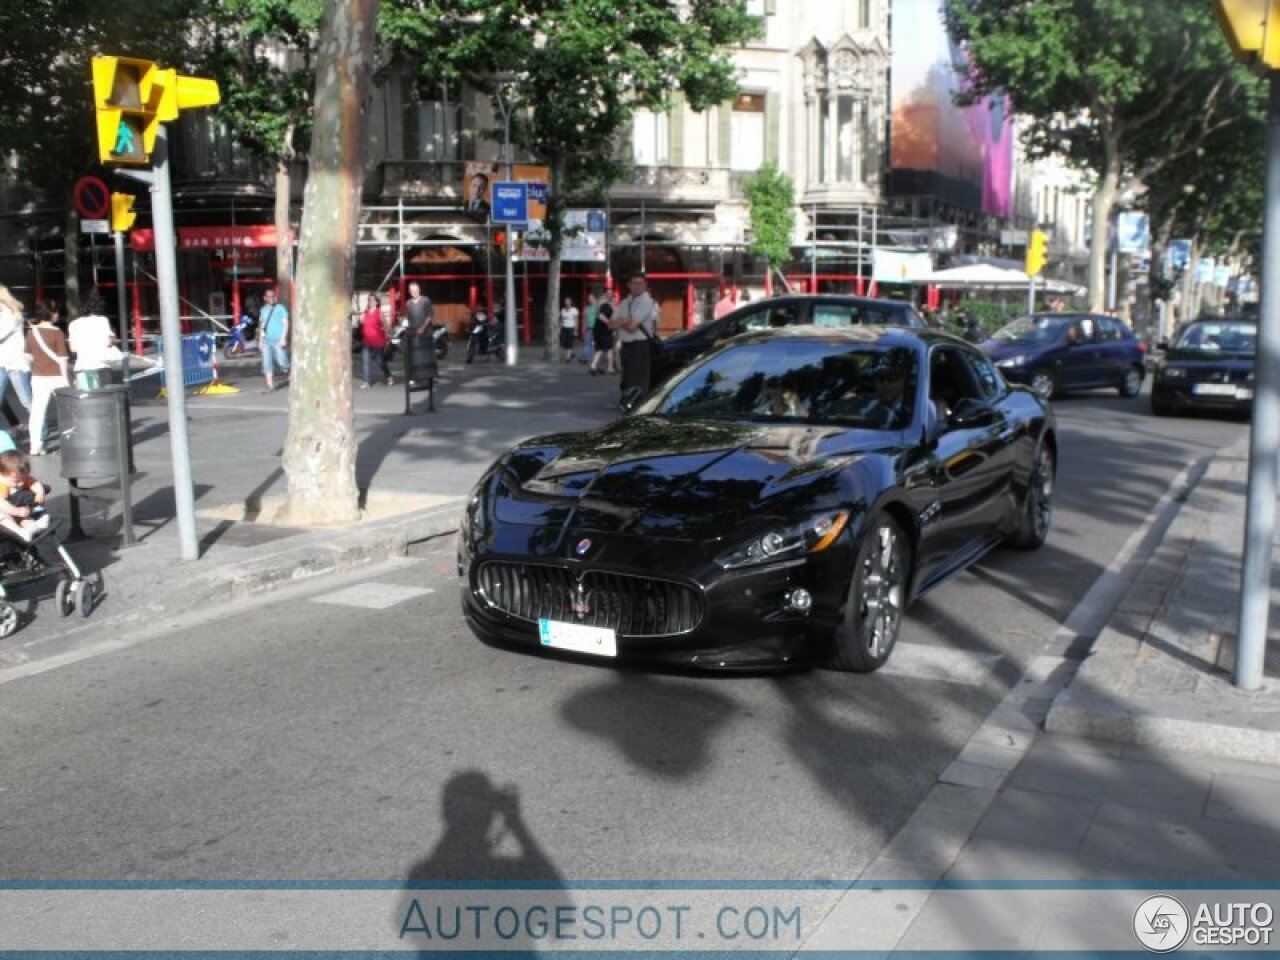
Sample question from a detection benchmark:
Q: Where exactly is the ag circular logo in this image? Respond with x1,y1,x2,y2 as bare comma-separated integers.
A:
1134,895,1190,952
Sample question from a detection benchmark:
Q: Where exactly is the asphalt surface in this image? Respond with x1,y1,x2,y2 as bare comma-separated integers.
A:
0,386,1248,883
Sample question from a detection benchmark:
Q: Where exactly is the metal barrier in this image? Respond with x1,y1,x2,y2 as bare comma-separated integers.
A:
158,333,217,391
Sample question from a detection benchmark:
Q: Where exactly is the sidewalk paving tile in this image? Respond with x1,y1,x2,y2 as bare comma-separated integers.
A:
973,788,1097,851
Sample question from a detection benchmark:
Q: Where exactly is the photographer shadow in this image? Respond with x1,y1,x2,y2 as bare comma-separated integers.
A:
399,771,567,957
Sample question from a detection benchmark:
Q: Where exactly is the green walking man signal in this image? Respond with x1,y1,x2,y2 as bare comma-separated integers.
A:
92,56,220,165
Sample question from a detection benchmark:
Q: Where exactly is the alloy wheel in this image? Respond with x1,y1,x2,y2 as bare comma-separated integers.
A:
859,524,904,659
1030,449,1055,540
1030,370,1055,399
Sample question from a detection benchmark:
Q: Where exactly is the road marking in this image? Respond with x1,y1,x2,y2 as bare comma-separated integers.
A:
879,643,1001,685
310,582,433,610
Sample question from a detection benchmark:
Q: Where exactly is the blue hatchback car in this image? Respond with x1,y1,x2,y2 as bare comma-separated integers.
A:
980,313,1146,400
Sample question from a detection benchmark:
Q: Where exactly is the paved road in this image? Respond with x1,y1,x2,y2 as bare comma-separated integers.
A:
0,389,1247,883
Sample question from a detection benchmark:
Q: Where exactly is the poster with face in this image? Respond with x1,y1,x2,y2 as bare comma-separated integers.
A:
463,161,498,218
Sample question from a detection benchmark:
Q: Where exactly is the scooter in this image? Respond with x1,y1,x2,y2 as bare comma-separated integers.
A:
223,314,259,358
465,312,506,363
389,319,449,361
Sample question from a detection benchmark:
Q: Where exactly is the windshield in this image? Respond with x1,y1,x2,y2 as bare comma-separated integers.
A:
1174,321,1256,355
641,340,918,430
991,315,1071,346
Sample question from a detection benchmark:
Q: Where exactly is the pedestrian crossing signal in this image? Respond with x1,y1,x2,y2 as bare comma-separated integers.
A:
111,193,136,233
92,57,164,164
1026,230,1048,277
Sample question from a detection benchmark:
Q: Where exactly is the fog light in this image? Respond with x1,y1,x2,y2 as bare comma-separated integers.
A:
787,588,813,613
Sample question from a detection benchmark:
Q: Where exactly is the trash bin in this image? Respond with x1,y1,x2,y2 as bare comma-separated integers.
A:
54,385,132,481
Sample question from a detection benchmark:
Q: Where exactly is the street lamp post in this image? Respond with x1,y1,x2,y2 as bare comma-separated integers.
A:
493,73,518,366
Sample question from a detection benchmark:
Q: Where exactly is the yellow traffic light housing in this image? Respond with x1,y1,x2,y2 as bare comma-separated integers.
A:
1215,0,1280,72
111,193,136,233
92,56,221,164
1026,230,1048,277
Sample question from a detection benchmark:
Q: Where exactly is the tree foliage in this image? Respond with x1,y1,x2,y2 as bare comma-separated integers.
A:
386,0,760,354
744,163,795,276
944,0,1252,310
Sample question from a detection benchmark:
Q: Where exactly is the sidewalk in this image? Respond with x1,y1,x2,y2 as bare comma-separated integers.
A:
802,437,1280,951
0,348,620,667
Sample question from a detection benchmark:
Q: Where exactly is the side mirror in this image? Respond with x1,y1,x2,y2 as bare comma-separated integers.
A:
948,397,996,429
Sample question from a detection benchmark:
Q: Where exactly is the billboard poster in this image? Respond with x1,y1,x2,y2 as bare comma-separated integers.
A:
463,162,549,221
1117,212,1149,255
872,248,933,283
515,209,608,263
889,0,1012,216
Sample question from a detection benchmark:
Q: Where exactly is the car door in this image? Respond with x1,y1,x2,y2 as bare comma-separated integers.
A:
1057,316,1102,389
1095,316,1133,385
914,346,1017,579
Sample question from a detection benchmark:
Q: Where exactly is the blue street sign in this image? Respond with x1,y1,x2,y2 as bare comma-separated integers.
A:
492,182,529,224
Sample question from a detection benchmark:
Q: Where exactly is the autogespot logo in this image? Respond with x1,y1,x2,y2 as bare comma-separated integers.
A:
1134,895,1190,953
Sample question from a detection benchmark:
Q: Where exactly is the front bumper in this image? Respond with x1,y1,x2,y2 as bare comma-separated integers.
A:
459,544,853,671
1152,380,1253,412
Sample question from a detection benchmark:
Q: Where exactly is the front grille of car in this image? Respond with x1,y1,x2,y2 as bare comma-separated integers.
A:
476,562,704,637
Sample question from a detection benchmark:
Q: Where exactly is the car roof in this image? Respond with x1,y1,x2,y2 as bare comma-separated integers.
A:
724,294,916,312
1192,315,1257,325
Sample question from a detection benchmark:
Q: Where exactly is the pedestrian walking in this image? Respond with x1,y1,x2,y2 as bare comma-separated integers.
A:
559,297,579,363
359,293,393,389
405,281,435,335
68,291,118,389
609,275,659,401
259,287,290,391
589,298,616,376
25,304,70,456
581,293,597,366
0,286,32,421
714,287,736,320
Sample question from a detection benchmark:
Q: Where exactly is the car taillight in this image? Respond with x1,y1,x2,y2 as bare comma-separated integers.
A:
1137,341,1147,354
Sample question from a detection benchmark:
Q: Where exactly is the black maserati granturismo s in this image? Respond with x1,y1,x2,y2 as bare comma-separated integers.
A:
459,326,1057,672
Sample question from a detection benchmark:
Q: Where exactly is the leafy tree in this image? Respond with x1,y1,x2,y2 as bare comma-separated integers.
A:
0,0,200,309
280,0,379,525
744,163,796,289
386,0,760,357
944,0,1249,312
200,0,323,301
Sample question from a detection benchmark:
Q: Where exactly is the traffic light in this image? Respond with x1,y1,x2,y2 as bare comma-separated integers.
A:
1026,229,1048,277
1215,0,1280,72
111,193,136,233
92,56,221,165
92,57,164,164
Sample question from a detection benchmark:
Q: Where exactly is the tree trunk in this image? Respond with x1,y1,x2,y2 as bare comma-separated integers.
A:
279,0,378,527
63,207,80,314
274,134,295,304
1088,154,1120,313
542,160,566,362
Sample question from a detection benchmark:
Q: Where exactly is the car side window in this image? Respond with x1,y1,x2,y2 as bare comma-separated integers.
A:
1096,318,1124,342
962,350,1005,401
766,304,801,328
929,346,986,423
738,308,772,332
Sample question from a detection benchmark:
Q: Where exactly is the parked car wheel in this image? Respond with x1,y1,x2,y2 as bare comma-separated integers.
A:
828,513,909,673
1151,391,1174,416
1029,368,1057,399
1118,365,1143,398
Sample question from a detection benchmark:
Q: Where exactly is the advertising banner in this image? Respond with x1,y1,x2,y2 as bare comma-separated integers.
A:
1117,211,1149,255
463,162,550,221
872,248,933,283
516,209,608,263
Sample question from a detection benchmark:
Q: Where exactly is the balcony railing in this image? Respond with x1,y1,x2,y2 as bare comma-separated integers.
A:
611,165,735,204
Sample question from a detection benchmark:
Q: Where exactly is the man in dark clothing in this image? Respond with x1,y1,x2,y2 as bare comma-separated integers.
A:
405,282,435,335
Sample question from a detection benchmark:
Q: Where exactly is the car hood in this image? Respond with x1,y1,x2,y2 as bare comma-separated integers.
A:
491,415,881,540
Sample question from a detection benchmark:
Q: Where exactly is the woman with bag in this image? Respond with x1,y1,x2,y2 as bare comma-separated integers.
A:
0,285,32,421
26,304,70,456
359,293,393,388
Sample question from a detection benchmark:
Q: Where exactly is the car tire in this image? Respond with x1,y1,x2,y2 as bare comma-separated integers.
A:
1118,365,1143,398
1151,392,1174,416
1008,444,1055,550
829,513,909,673
1029,368,1056,399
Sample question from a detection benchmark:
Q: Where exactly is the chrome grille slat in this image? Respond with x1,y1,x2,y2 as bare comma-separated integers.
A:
477,562,704,638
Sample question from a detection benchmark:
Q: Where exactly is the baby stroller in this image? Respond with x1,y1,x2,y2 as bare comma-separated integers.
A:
0,499,99,637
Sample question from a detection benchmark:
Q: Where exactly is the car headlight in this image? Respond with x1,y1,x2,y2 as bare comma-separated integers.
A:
716,511,850,569
1161,366,1187,380
996,355,1026,368
461,492,486,543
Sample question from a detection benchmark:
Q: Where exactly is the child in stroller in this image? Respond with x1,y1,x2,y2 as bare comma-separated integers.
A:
0,447,98,636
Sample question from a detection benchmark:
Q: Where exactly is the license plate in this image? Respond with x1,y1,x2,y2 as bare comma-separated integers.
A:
539,619,618,657
1237,387,1254,400
1192,383,1237,396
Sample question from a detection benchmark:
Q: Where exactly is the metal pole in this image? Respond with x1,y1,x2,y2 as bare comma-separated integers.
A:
1027,274,1036,314
1235,72,1280,690
152,127,199,561
810,203,817,291
1108,245,1119,311
502,96,517,366
113,231,130,381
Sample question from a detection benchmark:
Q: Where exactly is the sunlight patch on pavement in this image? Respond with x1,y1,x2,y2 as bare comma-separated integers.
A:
310,582,433,610
878,643,1002,685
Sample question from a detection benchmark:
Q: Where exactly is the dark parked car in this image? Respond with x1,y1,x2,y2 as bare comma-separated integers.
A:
1151,316,1256,417
459,326,1056,673
653,294,927,385
981,313,1146,399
